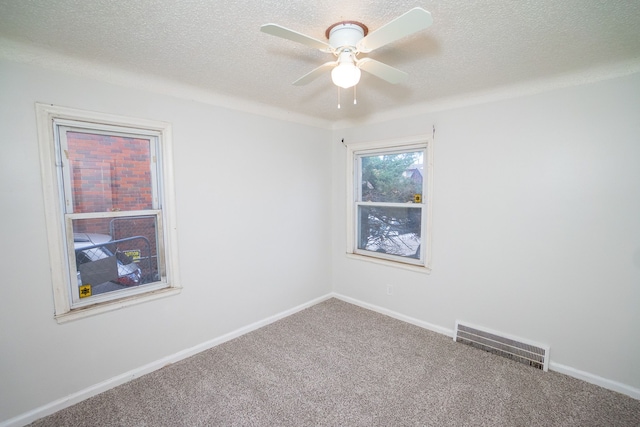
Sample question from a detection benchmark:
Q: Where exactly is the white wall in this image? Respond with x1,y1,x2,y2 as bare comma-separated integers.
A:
1,55,639,424
0,59,332,423
332,73,640,393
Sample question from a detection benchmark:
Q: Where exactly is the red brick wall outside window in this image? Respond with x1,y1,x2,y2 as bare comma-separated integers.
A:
67,132,153,214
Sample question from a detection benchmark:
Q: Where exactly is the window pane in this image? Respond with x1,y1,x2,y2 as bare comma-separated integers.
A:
66,131,153,213
72,215,160,299
357,205,422,259
360,151,423,203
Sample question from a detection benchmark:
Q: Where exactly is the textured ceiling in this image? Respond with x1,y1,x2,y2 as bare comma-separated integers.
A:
1,0,639,126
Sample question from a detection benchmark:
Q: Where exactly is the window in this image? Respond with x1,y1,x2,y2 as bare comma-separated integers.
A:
346,136,433,272
36,104,180,322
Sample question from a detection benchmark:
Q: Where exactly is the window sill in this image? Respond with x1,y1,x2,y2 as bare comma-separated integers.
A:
345,252,432,274
55,286,182,324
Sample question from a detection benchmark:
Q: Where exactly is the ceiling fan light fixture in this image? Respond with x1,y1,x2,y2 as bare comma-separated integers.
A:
331,50,361,89
331,61,361,89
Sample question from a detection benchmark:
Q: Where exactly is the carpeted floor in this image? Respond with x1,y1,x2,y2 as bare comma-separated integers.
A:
29,298,640,426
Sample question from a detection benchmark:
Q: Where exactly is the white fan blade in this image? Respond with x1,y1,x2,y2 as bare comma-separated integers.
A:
357,8,433,53
261,24,333,52
357,58,408,84
293,62,336,86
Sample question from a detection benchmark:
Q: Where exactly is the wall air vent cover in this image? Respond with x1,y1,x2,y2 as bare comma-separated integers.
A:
454,321,550,371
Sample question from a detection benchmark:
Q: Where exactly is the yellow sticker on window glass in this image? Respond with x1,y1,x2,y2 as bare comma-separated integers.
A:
79,284,92,298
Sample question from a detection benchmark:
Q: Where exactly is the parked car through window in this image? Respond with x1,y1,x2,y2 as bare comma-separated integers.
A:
74,233,144,295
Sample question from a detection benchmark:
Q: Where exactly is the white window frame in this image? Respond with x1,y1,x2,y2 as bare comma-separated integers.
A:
346,135,433,273
36,103,181,323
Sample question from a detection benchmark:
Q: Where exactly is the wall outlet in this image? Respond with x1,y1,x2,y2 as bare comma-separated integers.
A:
386,284,394,295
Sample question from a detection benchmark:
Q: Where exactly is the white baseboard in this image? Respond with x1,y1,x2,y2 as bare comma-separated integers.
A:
0,293,333,427
331,292,454,338
332,292,640,401
549,362,640,400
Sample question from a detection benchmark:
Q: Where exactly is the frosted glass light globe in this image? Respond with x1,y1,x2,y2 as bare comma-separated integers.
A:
331,62,361,89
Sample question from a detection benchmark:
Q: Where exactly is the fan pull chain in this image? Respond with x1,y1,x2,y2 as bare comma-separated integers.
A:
337,86,359,108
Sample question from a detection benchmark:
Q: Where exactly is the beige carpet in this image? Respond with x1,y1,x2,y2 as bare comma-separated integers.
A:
30,298,640,426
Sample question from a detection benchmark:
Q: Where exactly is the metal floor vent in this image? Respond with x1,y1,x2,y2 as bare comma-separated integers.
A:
454,321,549,371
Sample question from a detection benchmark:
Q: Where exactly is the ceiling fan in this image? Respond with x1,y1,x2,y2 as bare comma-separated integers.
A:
260,8,433,91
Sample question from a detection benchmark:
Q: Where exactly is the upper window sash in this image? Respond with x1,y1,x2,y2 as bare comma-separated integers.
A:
355,146,426,203
55,124,161,213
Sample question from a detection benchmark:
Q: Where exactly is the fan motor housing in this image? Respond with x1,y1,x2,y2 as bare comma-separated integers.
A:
326,22,368,49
